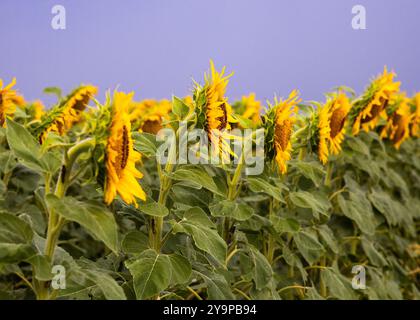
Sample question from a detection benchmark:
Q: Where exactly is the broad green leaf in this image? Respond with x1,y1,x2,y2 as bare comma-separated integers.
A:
25,255,53,281
168,253,192,285
0,212,33,244
122,231,149,255
83,269,126,300
6,118,60,173
248,246,273,290
368,188,400,226
172,207,226,263
0,243,35,263
247,177,286,203
132,132,161,157
294,231,323,265
126,249,172,299
272,217,300,234
209,200,254,221
290,161,325,187
321,268,357,300
317,225,339,254
46,195,119,253
172,96,190,119
138,201,169,217
195,270,235,300
337,194,376,235
289,191,330,219
171,165,225,196
361,238,388,267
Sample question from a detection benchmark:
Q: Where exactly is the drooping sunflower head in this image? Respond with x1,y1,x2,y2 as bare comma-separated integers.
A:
37,85,97,143
350,67,400,135
316,103,331,165
104,91,146,207
410,93,420,137
194,60,235,160
233,93,262,128
130,99,172,134
0,78,25,127
263,90,300,174
328,93,352,156
380,93,412,149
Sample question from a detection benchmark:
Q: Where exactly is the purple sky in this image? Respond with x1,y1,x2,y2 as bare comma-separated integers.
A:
1,0,419,106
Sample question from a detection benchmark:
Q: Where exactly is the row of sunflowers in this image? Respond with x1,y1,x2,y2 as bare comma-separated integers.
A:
0,61,419,300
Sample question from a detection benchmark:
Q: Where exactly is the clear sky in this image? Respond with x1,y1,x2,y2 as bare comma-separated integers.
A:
1,0,419,106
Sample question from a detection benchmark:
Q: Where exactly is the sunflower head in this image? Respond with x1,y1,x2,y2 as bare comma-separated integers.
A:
194,60,236,161
36,85,97,143
233,93,262,128
263,90,300,174
102,91,146,207
380,93,412,149
350,67,400,135
410,93,420,137
0,78,25,127
130,99,172,134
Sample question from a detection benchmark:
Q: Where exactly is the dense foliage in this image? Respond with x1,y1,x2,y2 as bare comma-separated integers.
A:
0,64,419,300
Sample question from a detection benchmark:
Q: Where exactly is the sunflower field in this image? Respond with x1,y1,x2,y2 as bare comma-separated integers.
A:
0,62,419,300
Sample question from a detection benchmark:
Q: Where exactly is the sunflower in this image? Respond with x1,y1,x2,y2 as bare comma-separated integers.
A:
328,93,352,155
130,99,172,134
38,85,97,142
351,68,400,135
200,60,235,160
380,93,412,149
0,78,25,126
32,100,45,121
104,91,146,207
240,93,262,126
273,90,300,174
317,103,331,165
410,93,420,137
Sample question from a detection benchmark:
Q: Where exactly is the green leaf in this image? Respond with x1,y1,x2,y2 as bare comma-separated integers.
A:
195,270,235,300
247,177,286,203
0,212,33,244
294,231,323,265
361,238,388,267
171,165,225,197
46,195,119,253
132,132,161,157
122,231,149,255
126,249,172,299
172,207,226,264
368,188,401,226
248,246,273,290
6,118,60,173
337,194,376,235
43,86,62,99
83,269,126,300
172,96,190,119
289,191,330,219
0,243,35,263
272,217,300,234
168,253,192,285
317,225,339,254
291,161,325,187
209,200,254,221
321,268,357,300
138,201,169,217
25,255,53,281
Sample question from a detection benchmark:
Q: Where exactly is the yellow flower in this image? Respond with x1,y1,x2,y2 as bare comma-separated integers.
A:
130,99,172,134
241,93,262,126
328,93,352,156
0,78,25,127
33,100,45,121
104,91,146,207
203,60,235,160
410,93,420,137
317,93,352,164
274,90,300,174
317,103,331,165
39,85,97,142
380,94,412,149
352,68,400,135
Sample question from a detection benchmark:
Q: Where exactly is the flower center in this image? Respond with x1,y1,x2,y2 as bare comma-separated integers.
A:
330,108,347,138
275,119,292,151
